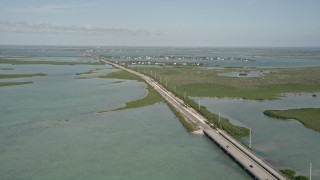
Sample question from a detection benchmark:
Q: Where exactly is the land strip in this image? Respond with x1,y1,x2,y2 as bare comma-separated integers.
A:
0,73,47,79
264,108,320,132
0,67,14,70
97,70,142,81
131,66,320,100
0,81,33,87
96,69,197,131
94,56,287,180
76,68,103,75
97,71,163,113
0,73,47,87
98,84,163,113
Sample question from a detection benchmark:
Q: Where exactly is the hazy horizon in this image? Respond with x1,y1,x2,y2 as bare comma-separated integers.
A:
1,0,320,47
1,44,320,48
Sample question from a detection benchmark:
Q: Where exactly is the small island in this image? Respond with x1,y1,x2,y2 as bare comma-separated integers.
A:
264,108,320,132
96,70,199,132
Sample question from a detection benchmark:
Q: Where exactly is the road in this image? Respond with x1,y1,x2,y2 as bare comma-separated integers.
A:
93,56,287,180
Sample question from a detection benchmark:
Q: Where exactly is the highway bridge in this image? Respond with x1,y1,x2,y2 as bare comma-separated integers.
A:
92,55,288,180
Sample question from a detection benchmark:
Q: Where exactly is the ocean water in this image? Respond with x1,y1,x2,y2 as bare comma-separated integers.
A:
1,46,320,179
195,93,320,178
0,45,84,57
0,58,250,179
2,46,320,67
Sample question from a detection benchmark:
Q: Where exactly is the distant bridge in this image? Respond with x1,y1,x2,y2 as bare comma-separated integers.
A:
91,55,288,180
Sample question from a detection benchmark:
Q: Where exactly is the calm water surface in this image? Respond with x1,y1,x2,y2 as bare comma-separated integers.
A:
2,46,320,179
196,94,320,178
0,61,250,179
2,46,320,67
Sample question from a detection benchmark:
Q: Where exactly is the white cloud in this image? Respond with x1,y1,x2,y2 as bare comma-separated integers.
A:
4,3,95,13
0,19,152,37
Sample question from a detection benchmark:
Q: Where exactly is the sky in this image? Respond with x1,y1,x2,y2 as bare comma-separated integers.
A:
0,0,319,47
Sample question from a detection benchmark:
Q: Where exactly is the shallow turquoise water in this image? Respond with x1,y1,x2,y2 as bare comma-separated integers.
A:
0,62,250,179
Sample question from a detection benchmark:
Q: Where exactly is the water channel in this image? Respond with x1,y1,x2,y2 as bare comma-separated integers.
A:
195,93,320,178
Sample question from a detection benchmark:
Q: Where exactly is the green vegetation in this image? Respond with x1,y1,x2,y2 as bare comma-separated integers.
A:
280,169,295,180
295,176,309,180
98,84,163,113
0,73,47,87
0,58,103,65
75,76,93,80
139,68,249,139
0,73,46,87
135,66,320,100
0,81,33,87
280,169,308,180
76,70,95,75
85,62,251,137
98,67,248,136
179,82,319,100
264,108,320,132
0,67,14,70
0,73,47,79
131,65,319,138
98,70,142,81
76,68,103,75
165,101,199,132
97,70,162,112
97,69,198,132
183,97,249,139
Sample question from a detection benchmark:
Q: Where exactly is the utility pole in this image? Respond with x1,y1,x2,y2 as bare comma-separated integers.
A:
184,91,186,99
249,128,252,148
198,99,201,110
174,86,176,93
310,163,312,180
